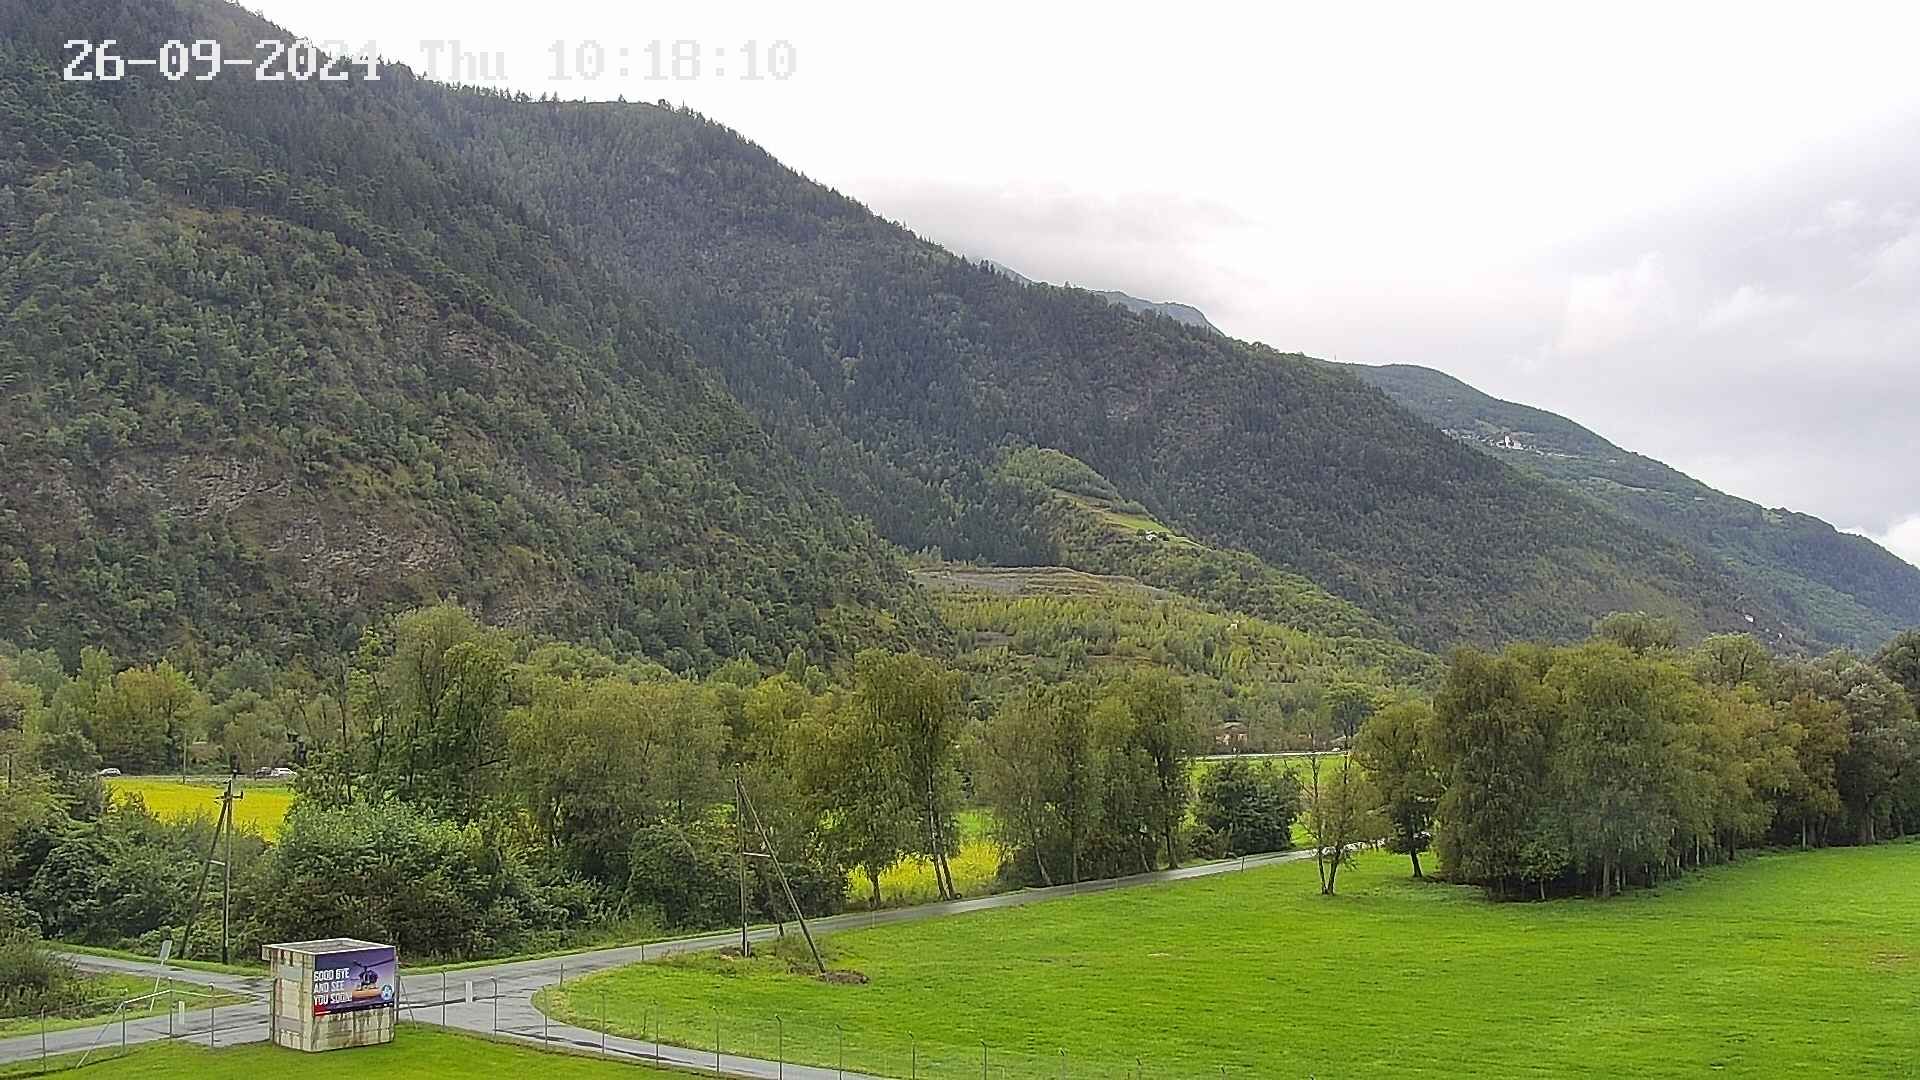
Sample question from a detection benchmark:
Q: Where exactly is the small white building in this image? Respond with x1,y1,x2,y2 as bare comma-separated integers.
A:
262,937,398,1052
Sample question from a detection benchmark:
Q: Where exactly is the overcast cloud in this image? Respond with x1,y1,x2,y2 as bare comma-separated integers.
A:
253,0,1920,566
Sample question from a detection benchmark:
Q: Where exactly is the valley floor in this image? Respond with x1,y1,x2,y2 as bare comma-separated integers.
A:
541,843,1920,1079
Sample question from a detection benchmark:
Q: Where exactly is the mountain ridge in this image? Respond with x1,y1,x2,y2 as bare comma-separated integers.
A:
0,0,1864,668
427,91,1810,651
1336,361,1920,650
0,1,936,669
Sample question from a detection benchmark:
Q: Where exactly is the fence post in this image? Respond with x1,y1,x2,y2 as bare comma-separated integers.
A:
40,1009,46,1063
600,990,606,1055
209,1002,216,1048
121,1012,127,1052
714,1013,721,1075
776,1015,784,1080
911,1033,918,1079
981,1039,988,1080
441,972,448,1027
837,1023,845,1079
492,978,499,1034
1059,1047,1066,1079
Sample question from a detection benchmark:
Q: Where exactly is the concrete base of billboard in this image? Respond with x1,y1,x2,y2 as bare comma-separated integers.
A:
263,938,398,1052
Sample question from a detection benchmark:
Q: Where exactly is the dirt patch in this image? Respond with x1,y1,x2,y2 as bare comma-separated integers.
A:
817,970,869,985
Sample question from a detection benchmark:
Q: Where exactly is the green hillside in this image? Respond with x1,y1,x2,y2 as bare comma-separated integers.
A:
1339,362,1920,651
0,0,1855,667
431,93,1807,650
0,3,934,670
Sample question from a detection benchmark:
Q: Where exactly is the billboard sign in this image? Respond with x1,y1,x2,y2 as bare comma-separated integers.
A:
311,945,397,1015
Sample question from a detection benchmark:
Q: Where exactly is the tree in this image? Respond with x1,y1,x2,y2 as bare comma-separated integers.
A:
1353,700,1440,878
1429,647,1555,895
1693,634,1774,691
1774,692,1846,847
94,663,205,771
1302,748,1377,896
355,604,515,817
854,652,966,900
1116,671,1194,869
977,688,1063,886
1322,682,1377,748
807,699,911,908
1193,758,1302,856
1594,611,1679,655
1548,643,1675,896
507,676,656,882
1877,629,1920,715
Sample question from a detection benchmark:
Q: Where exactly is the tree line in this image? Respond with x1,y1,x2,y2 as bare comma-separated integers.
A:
1356,617,1920,899
0,604,1216,962
4,606,1916,975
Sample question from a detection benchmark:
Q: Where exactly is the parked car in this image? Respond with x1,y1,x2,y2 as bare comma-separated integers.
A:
268,767,296,779
97,767,122,777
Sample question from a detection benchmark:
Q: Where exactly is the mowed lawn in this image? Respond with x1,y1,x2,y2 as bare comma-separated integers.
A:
107,779,294,839
544,843,1920,1079
0,1028,680,1079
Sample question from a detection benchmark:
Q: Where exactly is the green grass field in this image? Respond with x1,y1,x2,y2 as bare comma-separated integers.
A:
544,843,1920,1079
106,779,294,839
0,1028,677,1079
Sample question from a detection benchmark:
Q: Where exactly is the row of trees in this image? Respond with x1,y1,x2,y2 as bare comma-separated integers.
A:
0,603,1219,956
973,674,1194,886
1354,622,1920,899
6,607,1916,965
1,643,346,775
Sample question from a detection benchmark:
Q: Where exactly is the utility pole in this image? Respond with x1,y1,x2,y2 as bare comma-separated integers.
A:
735,768,750,958
180,774,241,961
739,774,825,975
221,773,235,965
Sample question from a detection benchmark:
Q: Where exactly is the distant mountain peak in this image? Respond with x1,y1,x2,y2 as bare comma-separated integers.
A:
980,260,1220,334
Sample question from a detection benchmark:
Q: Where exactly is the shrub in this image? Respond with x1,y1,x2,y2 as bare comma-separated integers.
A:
246,802,599,960
1195,760,1303,856
0,907,87,1019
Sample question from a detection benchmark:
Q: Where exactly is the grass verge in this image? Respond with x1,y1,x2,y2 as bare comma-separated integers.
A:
0,975,248,1039
0,1027,682,1078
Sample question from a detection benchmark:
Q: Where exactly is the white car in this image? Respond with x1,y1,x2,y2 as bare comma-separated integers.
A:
268,767,296,779
97,767,122,777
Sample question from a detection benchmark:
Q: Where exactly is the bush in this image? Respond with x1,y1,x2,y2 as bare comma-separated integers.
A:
246,802,600,960
1195,760,1303,856
0,908,87,1019
626,820,845,931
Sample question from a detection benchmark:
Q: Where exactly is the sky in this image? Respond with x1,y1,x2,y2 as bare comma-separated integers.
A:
252,0,1920,567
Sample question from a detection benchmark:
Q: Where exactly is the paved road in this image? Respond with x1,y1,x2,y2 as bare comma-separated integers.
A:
2,848,1316,1075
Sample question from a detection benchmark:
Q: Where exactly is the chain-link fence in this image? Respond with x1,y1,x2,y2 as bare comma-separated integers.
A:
5,980,259,1076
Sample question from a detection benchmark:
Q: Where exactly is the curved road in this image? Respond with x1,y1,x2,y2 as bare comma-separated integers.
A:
1,848,1316,1076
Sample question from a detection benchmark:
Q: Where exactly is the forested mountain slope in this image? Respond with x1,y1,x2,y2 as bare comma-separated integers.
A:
0,2,934,668
1338,363,1920,651
435,95,1802,650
